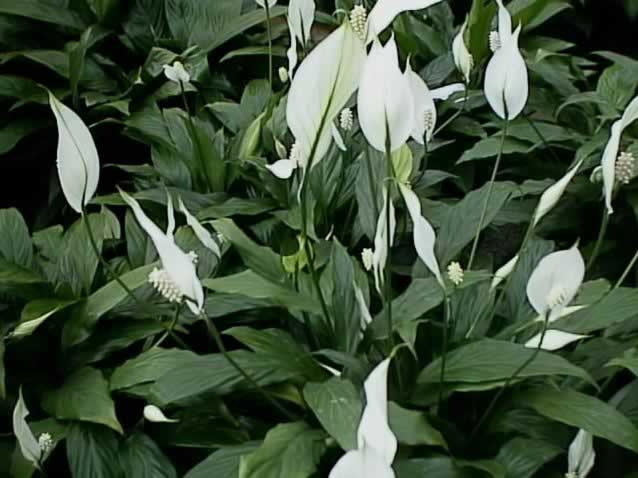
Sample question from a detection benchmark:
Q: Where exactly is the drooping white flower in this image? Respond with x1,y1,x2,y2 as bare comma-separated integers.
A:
566,429,595,478
178,197,221,258
447,261,464,286
49,92,100,214
266,141,301,179
13,388,42,469
358,35,414,152
329,359,396,478
332,123,347,151
452,18,473,84
340,108,354,131
255,0,277,8
366,0,443,42
144,405,179,423
484,0,528,120
163,61,190,84
119,189,204,315
491,254,519,290
533,160,583,227
526,245,585,319
372,187,396,295
399,183,443,287
288,0,315,46
525,330,589,351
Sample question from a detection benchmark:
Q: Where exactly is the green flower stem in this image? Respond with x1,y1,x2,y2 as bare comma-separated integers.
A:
180,81,213,192
264,1,273,90
614,247,638,289
437,293,452,415
384,138,396,342
432,87,469,138
586,207,610,271
470,311,550,441
153,304,183,349
468,119,509,269
81,208,188,349
201,311,297,421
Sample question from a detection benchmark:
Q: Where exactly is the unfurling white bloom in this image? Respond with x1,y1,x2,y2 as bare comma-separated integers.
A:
120,189,204,315
484,0,528,120
447,261,464,285
49,92,100,214
289,0,315,46
615,151,635,185
489,31,501,52
144,405,179,423
601,96,638,214
371,188,396,295
163,61,190,84
362,248,374,271
366,0,443,43
358,36,414,152
453,18,473,83
255,0,277,8
178,198,221,258
279,66,289,83
405,61,436,144
399,184,443,287
350,5,368,41
533,160,583,227
491,254,519,290
13,388,42,469
566,430,595,478
525,330,589,351
526,245,585,319
354,283,373,330
329,359,396,478
38,433,54,456
340,108,354,131
266,141,301,179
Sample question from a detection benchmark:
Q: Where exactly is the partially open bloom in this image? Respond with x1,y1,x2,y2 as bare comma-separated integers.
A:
566,429,595,478
13,388,42,469
358,35,414,152
279,66,289,83
452,18,473,83
601,96,638,214
533,160,583,227
484,0,528,120
119,189,204,314
144,405,179,423
329,359,396,478
491,254,519,290
289,0,315,46
49,92,100,214
163,61,190,84
266,141,301,179
405,61,437,144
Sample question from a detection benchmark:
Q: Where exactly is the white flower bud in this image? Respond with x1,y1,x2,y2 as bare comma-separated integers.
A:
278,66,289,83
362,248,374,271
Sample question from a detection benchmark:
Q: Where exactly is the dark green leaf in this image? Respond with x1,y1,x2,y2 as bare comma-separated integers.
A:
185,443,260,478
495,437,562,478
119,432,176,478
66,423,121,478
0,0,85,29
389,402,448,449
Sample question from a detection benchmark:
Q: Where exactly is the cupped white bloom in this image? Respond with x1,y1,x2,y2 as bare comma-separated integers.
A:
366,0,443,42
601,96,638,214
399,184,443,287
288,0,315,46
372,187,396,295
178,197,221,258
484,23,528,120
525,330,589,351
526,245,585,317
491,254,519,290
452,18,473,83
13,388,42,469
119,189,204,315
255,0,277,8
287,16,298,81
405,61,436,144
533,160,583,227
358,36,414,152
144,405,179,423
567,429,595,478
287,22,365,170
163,61,190,84
49,92,100,214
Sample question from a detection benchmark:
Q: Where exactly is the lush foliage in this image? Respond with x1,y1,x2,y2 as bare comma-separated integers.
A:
2,0,638,477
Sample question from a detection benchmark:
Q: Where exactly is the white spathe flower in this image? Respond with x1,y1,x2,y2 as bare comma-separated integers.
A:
255,0,277,8
266,141,301,179
178,197,221,258
288,0,315,46
354,283,373,330
329,359,396,478
484,0,528,120
286,16,298,81
533,159,583,227
525,330,589,351
452,18,473,84
287,21,365,170
358,35,414,152
399,183,443,287
13,388,42,469
567,429,595,478
372,187,396,295
405,61,436,144
366,0,443,42
526,245,585,318
49,92,100,214
163,61,190,84
144,405,179,423
491,254,519,290
119,189,204,315
601,96,638,214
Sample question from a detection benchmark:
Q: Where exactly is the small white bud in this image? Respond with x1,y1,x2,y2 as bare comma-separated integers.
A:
144,405,179,423
188,250,199,265
278,66,289,83
362,248,374,271
590,165,603,184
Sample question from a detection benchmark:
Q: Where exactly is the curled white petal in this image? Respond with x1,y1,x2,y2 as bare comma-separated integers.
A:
13,388,42,469
288,0,315,46
144,405,179,423
452,18,473,84
265,159,298,179
366,0,443,41
491,255,519,290
431,83,466,101
533,160,583,227
49,92,100,213
525,330,589,351
354,284,373,330
568,429,595,478
178,197,221,258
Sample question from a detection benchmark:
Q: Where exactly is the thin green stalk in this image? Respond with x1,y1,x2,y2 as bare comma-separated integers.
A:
470,312,550,440
468,119,509,269
586,207,610,271
432,87,469,138
201,312,298,421
383,138,395,342
264,1,273,90
365,148,381,221
615,248,638,289
180,82,213,192
154,304,182,348
437,294,452,414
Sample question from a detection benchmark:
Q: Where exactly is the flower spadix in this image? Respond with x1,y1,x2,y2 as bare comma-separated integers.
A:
453,18,473,84
566,429,595,478
329,358,397,478
358,35,414,152
484,0,528,120
601,96,638,214
288,0,315,47
49,92,100,214
526,245,585,319
119,189,204,314
286,21,365,170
